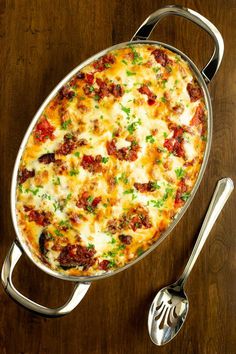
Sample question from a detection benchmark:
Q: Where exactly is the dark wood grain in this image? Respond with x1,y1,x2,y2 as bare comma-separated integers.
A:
0,1,235,353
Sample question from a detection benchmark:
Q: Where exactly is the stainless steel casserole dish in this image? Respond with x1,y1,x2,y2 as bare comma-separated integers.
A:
1,5,224,317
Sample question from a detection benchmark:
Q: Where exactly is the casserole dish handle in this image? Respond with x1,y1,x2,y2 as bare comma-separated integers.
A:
1,240,90,317
131,5,224,83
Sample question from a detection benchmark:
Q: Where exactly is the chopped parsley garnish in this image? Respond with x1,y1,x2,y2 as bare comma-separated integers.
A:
123,188,137,200
69,169,79,176
65,133,73,139
150,181,161,190
163,187,174,200
86,197,93,205
123,188,134,194
152,67,160,73
127,122,136,134
181,192,191,201
150,199,164,208
66,193,72,201
104,63,111,68
74,151,80,157
163,132,168,138
122,59,128,65
109,237,116,245
89,85,95,92
161,96,167,103
128,45,143,64
61,119,72,130
161,79,167,89
201,135,207,141
150,187,173,208
87,243,95,249
54,229,63,237
117,244,126,251
115,172,129,185
146,135,155,143
126,70,136,76
25,187,40,196
53,177,61,185
59,219,71,229
94,94,100,101
120,104,131,117
102,157,109,163
41,193,51,200
175,167,185,179
137,248,144,257
127,119,141,134
53,201,61,212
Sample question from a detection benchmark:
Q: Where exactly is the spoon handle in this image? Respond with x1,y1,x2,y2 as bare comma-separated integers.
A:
177,177,234,288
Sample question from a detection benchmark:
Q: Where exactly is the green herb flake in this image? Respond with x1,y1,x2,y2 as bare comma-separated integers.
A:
69,170,79,176
59,219,71,229
74,151,80,157
53,201,61,211
128,44,143,65
150,181,161,190
110,237,116,245
94,94,100,101
126,70,136,76
163,132,168,138
163,187,174,200
137,248,144,257
102,157,109,164
53,176,61,185
181,192,191,201
127,122,137,134
161,96,167,103
175,167,185,179
61,119,72,130
152,67,160,73
87,243,95,249
54,229,63,237
150,199,164,208
120,104,130,116
104,63,111,68
146,135,155,143
123,188,134,195
66,193,72,201
25,188,39,196
122,59,128,65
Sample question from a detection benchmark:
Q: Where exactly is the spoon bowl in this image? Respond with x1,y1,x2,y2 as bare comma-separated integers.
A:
148,284,189,345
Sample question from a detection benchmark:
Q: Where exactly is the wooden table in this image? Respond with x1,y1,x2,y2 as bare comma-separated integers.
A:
0,1,235,353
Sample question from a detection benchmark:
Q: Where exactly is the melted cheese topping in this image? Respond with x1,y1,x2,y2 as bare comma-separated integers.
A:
16,44,207,276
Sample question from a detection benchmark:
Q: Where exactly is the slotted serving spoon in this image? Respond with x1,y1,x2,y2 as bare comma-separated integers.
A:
148,177,234,346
